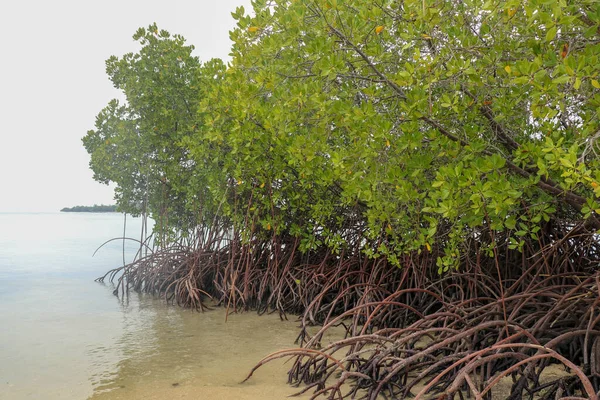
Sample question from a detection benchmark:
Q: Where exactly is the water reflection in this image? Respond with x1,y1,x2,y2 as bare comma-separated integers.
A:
0,213,327,400
87,293,315,400
0,213,147,400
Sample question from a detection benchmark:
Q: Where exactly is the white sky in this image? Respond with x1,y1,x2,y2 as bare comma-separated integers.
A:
0,0,252,212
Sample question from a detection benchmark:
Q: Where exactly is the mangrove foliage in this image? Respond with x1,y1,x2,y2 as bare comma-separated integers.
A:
84,1,600,398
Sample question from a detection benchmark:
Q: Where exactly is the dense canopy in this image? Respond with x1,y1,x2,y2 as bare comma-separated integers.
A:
85,2,600,266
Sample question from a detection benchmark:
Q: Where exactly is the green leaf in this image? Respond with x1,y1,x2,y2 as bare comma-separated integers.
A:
505,216,517,230
552,75,570,84
545,26,557,42
559,158,573,168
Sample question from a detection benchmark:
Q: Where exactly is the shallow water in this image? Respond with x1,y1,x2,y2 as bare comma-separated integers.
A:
88,301,319,400
0,213,317,400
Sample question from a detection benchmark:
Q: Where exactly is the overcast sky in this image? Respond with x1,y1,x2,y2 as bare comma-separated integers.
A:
0,0,252,212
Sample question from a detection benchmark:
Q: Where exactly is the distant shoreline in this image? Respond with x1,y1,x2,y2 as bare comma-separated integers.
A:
60,205,118,213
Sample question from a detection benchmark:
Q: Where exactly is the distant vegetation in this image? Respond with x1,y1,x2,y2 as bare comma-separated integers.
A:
60,205,117,213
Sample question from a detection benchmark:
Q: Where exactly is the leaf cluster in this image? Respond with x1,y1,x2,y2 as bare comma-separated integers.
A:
84,0,600,270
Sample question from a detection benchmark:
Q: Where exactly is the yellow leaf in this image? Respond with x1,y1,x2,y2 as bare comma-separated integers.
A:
421,34,432,39
247,26,260,33
507,8,517,17
237,179,242,185
425,243,431,251
387,224,392,230
266,223,271,231
375,25,384,35
592,79,600,89
504,65,512,74
260,182,265,188
386,139,390,147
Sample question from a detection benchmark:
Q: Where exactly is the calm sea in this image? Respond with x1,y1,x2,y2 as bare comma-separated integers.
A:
0,212,315,400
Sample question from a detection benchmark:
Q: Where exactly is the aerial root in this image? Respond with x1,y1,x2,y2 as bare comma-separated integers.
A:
96,219,600,398
255,274,600,399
